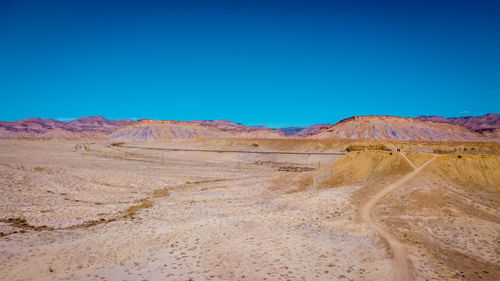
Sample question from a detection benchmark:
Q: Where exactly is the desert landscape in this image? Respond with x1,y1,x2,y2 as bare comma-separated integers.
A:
3,1,499,279
0,115,499,281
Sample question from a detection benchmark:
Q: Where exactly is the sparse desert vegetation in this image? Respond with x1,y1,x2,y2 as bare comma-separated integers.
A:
344,143,391,152
2,0,499,279
0,138,499,281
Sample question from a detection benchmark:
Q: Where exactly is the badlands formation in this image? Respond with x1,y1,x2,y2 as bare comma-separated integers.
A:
1,114,499,141
0,114,499,281
0,116,132,139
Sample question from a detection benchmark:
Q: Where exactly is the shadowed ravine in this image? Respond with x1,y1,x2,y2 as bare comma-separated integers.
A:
360,154,437,281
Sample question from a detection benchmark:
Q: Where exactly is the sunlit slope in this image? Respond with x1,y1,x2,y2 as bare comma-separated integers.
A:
309,116,489,141
109,120,232,140
424,154,500,191
313,151,413,188
289,151,500,192
277,151,414,193
109,119,284,140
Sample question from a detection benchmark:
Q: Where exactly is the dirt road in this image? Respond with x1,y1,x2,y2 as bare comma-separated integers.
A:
360,154,436,281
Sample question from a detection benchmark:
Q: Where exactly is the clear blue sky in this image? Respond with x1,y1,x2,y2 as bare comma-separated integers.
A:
1,0,499,127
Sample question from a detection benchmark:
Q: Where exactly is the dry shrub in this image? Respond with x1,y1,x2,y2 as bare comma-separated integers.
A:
1,218,54,231
433,148,456,154
34,167,45,172
153,188,169,198
126,199,153,217
345,144,391,152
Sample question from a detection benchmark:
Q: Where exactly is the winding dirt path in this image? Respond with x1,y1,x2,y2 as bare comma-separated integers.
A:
399,153,417,169
360,154,436,281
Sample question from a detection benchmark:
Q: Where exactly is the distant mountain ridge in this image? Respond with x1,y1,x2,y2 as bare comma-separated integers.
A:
188,120,271,132
294,124,333,137
276,127,304,135
0,116,132,139
0,114,498,141
307,115,486,141
109,119,284,140
417,113,500,132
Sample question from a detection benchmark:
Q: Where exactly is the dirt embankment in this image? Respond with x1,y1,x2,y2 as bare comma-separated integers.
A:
312,151,413,189
293,151,500,280
425,154,500,191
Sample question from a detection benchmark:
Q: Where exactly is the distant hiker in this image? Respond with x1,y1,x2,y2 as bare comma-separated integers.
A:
397,148,400,152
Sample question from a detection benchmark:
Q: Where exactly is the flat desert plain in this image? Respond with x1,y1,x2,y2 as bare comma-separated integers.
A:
0,139,499,281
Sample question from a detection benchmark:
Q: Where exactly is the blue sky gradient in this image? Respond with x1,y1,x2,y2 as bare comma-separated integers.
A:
1,0,499,127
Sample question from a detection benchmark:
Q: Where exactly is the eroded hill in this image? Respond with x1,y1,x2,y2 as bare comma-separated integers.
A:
308,115,490,141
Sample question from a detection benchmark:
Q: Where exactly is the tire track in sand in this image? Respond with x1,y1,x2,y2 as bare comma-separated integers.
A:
360,154,436,281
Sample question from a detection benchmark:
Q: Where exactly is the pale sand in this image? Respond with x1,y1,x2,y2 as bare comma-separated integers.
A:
0,139,498,281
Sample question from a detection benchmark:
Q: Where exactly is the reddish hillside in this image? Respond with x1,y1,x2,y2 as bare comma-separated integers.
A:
2,114,498,141
294,124,333,137
308,115,490,141
0,116,132,139
417,113,500,132
189,119,284,138
109,119,284,140
66,116,132,135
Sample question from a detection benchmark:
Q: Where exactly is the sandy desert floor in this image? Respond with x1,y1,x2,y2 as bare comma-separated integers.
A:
0,139,499,281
